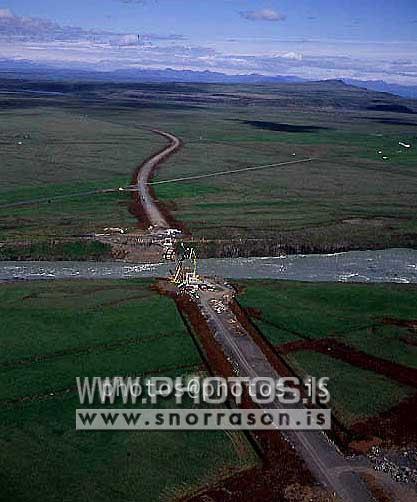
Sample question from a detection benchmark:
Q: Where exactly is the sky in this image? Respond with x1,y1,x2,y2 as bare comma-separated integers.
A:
1,0,417,84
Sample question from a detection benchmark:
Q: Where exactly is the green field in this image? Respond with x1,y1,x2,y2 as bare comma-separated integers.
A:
0,107,165,245
0,279,258,501
0,239,112,261
1,80,417,257
237,280,417,425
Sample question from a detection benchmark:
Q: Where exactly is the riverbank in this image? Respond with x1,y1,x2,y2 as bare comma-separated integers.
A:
2,232,416,263
182,233,417,259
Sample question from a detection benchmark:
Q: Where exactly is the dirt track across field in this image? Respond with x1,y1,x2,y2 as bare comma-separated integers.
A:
277,338,417,388
129,129,182,229
138,132,376,501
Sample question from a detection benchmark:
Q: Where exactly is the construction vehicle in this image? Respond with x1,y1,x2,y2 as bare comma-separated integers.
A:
171,245,200,286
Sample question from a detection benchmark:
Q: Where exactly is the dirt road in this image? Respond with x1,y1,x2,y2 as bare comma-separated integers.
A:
135,130,373,499
190,282,373,501
135,129,181,229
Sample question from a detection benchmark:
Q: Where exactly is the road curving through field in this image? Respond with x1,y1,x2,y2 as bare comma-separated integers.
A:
134,129,181,229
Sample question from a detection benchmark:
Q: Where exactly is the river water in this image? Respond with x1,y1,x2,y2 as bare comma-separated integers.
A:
0,248,416,283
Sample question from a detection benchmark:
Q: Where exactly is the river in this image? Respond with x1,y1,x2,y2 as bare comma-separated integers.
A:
0,248,416,283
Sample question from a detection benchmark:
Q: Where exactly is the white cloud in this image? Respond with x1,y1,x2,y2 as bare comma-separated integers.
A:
281,52,303,61
0,8,13,18
0,9,183,43
240,9,286,22
0,10,416,84
0,9,104,42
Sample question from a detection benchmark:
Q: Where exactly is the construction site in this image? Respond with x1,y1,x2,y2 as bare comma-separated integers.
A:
2,84,417,501
97,126,417,502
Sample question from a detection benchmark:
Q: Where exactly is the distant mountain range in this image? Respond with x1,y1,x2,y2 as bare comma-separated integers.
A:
0,59,416,99
0,59,305,84
342,79,417,100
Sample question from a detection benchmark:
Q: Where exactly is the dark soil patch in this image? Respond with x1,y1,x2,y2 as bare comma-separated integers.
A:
278,339,319,354
242,306,263,320
348,437,382,455
360,473,394,502
401,335,417,348
277,338,417,388
241,120,329,133
351,393,417,447
381,317,417,331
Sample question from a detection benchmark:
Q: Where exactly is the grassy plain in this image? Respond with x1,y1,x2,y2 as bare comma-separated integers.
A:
0,106,164,245
0,239,112,260
0,279,258,501
237,280,417,425
1,80,417,257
